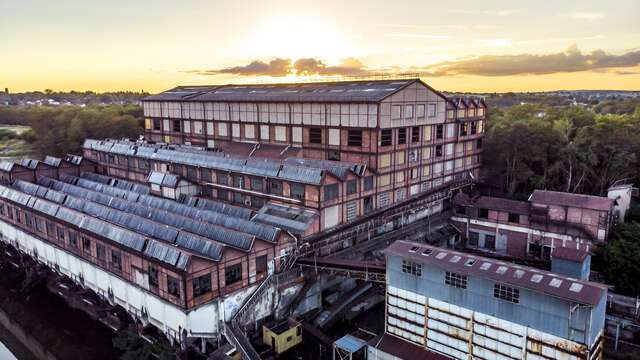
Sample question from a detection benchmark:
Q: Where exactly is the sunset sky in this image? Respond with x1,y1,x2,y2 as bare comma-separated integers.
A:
1,0,639,93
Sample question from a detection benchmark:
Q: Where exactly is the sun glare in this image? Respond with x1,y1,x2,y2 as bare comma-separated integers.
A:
247,16,351,62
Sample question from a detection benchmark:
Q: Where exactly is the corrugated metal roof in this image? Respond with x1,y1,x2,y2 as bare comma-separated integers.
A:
175,232,223,261
144,239,184,268
530,190,615,212
47,176,264,250
83,139,365,186
0,161,14,171
147,79,418,103
385,240,606,306
43,156,62,167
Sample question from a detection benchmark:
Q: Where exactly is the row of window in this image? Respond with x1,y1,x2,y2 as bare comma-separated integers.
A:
401,264,520,304
145,120,484,150
477,208,521,224
391,103,437,120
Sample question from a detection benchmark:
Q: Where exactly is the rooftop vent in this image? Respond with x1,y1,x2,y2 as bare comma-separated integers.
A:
409,246,419,253
422,249,433,256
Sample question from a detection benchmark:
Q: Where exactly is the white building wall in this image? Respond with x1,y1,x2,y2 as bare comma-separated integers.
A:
385,285,588,360
0,220,221,341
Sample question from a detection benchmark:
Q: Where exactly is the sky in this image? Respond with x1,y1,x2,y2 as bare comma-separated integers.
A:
1,0,639,93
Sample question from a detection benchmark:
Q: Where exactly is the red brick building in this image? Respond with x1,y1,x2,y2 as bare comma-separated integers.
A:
451,190,615,260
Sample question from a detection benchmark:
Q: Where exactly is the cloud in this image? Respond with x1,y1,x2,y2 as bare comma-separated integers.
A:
560,11,605,20
449,9,518,16
186,58,291,76
293,58,368,76
185,57,370,77
421,45,640,77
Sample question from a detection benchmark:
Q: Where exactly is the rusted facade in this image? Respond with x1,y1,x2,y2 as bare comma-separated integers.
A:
381,240,606,360
451,190,615,261
139,79,486,229
0,164,295,312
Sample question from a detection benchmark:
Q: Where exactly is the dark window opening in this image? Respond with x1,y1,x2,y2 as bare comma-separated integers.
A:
494,283,519,303
484,235,496,250
81,236,91,253
111,250,122,271
471,122,477,134
149,265,159,287
363,196,373,213
324,184,339,201
348,130,362,147
268,180,283,195
398,128,407,145
96,244,106,262
468,232,479,247
328,150,341,161
233,175,244,188
477,139,483,149
435,145,443,157
309,128,322,144
411,127,420,143
291,184,305,201
187,167,198,180
381,130,393,147
256,255,268,274
167,276,181,298
201,168,211,181
436,125,444,140
193,274,212,297
347,180,357,195
217,172,229,186
153,119,161,131
172,120,181,132
460,123,468,136
251,177,264,192
225,263,243,286
508,213,520,224
363,176,374,191
56,227,65,241
445,271,468,289
479,208,489,219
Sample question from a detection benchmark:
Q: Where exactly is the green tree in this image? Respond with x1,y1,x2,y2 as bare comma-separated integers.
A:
595,222,640,296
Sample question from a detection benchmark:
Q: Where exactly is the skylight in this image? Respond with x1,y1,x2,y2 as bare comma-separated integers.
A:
480,262,492,271
450,255,461,263
496,266,508,274
514,270,525,279
531,274,544,283
465,259,476,267
569,283,584,293
422,249,433,256
436,252,448,260
550,278,563,288
409,246,419,253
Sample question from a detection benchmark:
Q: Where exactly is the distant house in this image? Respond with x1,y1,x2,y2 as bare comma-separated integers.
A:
0,92,10,106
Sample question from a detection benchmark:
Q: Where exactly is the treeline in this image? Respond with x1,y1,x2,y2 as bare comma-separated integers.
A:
0,105,144,157
483,104,640,198
4,90,148,106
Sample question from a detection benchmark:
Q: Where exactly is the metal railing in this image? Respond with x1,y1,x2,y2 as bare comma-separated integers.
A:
223,273,276,360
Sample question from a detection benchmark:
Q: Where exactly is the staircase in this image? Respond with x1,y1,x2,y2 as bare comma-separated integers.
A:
224,273,276,360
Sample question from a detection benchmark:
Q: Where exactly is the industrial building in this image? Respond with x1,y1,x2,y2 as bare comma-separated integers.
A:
138,79,486,224
375,240,607,360
0,157,298,344
451,190,616,261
